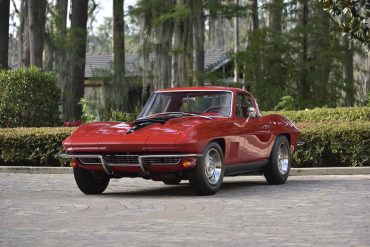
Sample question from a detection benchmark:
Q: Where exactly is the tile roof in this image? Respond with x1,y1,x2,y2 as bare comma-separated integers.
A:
10,50,231,78
85,50,231,78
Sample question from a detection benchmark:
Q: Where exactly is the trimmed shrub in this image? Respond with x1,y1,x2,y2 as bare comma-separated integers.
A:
0,67,61,127
0,121,369,167
0,127,73,166
293,122,370,167
264,107,370,122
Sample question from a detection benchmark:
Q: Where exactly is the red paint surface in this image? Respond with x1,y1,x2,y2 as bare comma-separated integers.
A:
62,87,299,173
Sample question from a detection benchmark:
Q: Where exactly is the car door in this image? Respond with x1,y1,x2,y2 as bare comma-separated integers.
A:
234,93,271,163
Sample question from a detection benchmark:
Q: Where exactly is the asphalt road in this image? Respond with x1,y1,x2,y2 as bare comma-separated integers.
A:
0,174,369,247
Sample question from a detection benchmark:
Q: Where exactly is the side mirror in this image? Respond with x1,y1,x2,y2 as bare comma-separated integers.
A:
247,107,257,118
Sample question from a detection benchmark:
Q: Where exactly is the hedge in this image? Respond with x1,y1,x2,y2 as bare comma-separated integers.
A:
294,122,370,167
0,127,73,166
0,67,61,127
264,107,370,122
0,122,369,167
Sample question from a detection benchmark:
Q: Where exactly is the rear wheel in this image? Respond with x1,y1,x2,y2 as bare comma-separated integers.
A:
189,142,224,195
74,167,110,194
264,135,291,185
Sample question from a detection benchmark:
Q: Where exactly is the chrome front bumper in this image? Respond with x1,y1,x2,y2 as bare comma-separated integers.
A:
59,153,202,175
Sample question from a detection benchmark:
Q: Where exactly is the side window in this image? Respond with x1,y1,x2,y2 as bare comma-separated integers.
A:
236,94,254,118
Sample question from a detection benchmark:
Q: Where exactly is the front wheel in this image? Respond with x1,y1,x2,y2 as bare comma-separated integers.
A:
74,167,110,194
189,142,224,195
264,135,291,185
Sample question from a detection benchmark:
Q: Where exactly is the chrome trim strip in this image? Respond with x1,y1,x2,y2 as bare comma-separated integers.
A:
59,154,113,175
59,153,203,175
78,158,101,165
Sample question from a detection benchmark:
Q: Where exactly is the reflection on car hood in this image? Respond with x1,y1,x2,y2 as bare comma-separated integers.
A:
63,117,211,152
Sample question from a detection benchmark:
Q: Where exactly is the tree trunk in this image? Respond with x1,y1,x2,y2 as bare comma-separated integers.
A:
343,38,354,106
234,0,240,83
269,0,283,32
171,0,192,87
54,0,69,119
64,0,88,121
112,0,127,111
154,17,174,90
214,17,225,50
267,0,284,108
0,0,10,68
298,0,309,107
246,0,260,90
192,1,205,85
28,0,47,68
20,0,30,67
43,33,54,71
250,0,259,30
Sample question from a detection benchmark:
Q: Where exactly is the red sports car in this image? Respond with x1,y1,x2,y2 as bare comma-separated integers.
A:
61,86,300,195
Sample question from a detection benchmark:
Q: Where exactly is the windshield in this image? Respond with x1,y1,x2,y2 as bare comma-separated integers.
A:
139,91,232,119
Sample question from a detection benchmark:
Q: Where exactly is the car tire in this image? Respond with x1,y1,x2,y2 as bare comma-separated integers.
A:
162,176,182,185
74,167,110,194
264,135,291,185
189,142,224,195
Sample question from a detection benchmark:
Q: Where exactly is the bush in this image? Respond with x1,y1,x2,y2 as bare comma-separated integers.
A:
274,95,296,111
264,107,370,122
0,121,369,167
0,67,61,127
293,122,370,167
0,127,73,166
80,98,137,123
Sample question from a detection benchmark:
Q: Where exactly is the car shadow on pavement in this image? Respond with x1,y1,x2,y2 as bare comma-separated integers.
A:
101,179,283,198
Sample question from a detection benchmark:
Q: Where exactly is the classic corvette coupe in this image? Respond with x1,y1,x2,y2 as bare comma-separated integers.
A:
61,86,300,195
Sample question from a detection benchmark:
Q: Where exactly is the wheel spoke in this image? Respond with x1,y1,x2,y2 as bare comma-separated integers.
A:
204,148,222,185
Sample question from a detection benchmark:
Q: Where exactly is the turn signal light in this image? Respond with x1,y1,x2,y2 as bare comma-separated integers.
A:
69,159,78,168
182,158,197,168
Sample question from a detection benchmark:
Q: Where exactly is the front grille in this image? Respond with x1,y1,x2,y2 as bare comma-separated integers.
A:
79,158,101,165
78,155,181,166
142,157,181,165
104,155,139,164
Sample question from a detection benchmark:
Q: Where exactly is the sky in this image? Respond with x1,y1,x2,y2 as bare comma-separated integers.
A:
10,0,138,26
95,0,138,25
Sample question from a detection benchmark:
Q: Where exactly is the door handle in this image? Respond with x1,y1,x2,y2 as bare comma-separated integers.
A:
262,124,270,129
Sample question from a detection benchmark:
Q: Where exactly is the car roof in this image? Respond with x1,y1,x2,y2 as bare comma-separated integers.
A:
156,86,250,94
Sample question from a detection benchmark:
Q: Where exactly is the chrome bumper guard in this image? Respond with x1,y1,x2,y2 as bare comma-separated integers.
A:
59,153,202,175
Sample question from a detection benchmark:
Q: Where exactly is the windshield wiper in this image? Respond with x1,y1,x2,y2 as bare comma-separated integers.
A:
140,112,212,120
133,117,167,124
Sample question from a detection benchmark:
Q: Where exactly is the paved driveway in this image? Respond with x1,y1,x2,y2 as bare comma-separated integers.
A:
0,174,369,247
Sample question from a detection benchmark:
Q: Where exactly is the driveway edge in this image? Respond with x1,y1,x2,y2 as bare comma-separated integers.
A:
0,166,370,175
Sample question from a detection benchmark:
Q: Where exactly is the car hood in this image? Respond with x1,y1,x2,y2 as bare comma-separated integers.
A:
63,117,211,153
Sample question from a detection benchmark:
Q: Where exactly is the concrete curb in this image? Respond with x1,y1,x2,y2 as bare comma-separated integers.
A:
0,166,370,176
0,166,73,174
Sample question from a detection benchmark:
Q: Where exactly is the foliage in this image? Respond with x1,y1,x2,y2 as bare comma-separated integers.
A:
79,98,137,123
79,98,95,123
293,121,370,167
0,67,61,127
368,92,370,107
240,1,355,110
1,120,369,167
274,96,297,111
320,0,370,47
0,127,73,166
264,107,370,122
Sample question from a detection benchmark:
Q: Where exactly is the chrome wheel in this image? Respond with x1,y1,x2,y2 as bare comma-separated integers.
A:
204,148,222,185
277,142,289,175
264,136,290,185
189,142,224,195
